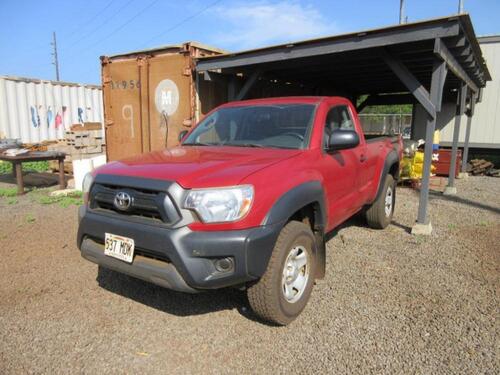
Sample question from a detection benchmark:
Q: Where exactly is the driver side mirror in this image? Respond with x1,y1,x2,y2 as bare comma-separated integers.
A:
328,130,360,151
178,130,188,142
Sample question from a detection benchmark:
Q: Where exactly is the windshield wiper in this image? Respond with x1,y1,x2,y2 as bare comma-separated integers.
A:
224,143,265,148
182,142,218,146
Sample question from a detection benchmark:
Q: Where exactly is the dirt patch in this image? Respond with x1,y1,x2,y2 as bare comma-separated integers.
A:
0,176,498,374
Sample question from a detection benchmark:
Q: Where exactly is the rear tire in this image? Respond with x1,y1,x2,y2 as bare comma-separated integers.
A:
365,174,395,229
247,221,316,326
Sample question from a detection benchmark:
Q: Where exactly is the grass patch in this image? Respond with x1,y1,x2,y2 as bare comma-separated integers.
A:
7,197,18,205
0,187,18,197
35,191,83,208
26,214,36,223
0,160,49,175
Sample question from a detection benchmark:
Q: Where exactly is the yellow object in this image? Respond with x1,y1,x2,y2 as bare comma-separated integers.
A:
413,151,424,164
433,130,440,145
400,151,435,180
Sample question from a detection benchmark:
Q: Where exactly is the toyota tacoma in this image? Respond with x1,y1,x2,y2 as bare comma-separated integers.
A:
77,96,402,325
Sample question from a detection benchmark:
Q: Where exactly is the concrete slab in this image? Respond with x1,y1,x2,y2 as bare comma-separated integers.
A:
457,172,469,180
411,222,433,236
443,186,457,195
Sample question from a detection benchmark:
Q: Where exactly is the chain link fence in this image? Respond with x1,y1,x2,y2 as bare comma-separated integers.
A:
358,114,412,138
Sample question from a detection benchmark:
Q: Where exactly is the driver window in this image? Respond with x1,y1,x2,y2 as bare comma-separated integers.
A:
324,105,355,147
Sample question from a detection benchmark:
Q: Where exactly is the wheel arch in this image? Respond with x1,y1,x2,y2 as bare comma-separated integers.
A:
262,181,327,279
373,150,399,203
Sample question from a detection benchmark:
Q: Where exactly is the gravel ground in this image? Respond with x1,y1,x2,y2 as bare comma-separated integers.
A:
0,176,498,374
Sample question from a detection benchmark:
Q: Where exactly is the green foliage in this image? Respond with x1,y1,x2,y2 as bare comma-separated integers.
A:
357,95,412,114
0,187,18,197
26,214,36,223
0,161,49,175
35,192,83,207
7,197,18,205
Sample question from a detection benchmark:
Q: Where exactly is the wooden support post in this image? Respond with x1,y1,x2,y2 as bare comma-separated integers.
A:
445,84,467,194
414,59,447,232
14,162,24,195
58,158,66,189
461,93,477,173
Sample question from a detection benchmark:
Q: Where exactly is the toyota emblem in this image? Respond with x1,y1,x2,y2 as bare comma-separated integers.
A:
114,192,133,211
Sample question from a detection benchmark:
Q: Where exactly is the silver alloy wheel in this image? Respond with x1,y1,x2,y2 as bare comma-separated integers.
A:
281,245,310,303
385,186,393,217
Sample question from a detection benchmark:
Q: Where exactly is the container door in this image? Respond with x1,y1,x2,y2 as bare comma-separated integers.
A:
102,59,143,161
146,54,192,151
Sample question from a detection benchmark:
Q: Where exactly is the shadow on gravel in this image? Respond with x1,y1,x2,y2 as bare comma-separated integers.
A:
94,212,409,324
325,214,368,242
96,266,273,324
390,221,412,233
429,190,500,215
0,172,65,188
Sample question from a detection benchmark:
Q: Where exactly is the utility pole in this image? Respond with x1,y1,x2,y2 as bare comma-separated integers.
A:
458,0,464,13
399,0,406,24
51,31,60,81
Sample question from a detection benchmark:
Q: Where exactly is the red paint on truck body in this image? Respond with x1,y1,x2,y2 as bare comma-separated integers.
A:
96,96,402,232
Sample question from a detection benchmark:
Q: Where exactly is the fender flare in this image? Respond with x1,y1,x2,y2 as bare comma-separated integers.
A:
372,150,399,203
262,181,327,279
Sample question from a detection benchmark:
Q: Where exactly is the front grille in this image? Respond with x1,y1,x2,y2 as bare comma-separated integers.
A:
90,183,179,225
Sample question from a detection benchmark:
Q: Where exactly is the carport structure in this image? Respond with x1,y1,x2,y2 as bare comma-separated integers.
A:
195,14,490,234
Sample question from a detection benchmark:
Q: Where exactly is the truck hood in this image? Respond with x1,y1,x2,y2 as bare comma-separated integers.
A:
96,146,301,188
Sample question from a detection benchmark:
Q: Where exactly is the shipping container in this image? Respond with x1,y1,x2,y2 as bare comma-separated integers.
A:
101,42,228,161
0,75,103,144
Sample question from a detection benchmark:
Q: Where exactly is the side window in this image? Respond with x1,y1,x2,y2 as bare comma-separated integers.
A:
325,105,354,132
324,105,355,147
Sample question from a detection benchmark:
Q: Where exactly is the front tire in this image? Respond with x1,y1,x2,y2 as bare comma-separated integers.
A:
365,174,396,229
247,221,316,326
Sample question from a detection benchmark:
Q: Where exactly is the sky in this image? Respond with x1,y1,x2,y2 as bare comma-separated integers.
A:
0,0,498,85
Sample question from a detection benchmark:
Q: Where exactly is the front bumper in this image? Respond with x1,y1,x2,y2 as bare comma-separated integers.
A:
77,206,281,292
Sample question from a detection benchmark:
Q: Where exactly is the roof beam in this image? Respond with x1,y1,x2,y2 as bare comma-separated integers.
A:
381,49,436,118
235,69,262,100
433,38,478,92
196,23,460,71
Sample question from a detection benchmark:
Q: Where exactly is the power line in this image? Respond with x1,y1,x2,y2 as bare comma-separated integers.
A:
141,0,223,48
81,0,162,50
65,0,136,50
64,0,117,39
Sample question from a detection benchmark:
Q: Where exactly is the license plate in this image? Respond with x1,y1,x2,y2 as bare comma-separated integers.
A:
104,233,135,263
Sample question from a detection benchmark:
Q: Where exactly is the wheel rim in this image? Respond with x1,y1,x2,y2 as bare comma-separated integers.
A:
281,245,310,303
385,186,393,217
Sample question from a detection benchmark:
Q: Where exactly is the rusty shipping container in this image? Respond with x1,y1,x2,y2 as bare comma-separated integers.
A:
101,42,228,161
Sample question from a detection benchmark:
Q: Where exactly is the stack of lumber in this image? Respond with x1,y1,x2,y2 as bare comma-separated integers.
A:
467,159,499,177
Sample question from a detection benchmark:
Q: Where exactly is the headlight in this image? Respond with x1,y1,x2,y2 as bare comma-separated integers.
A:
184,185,254,223
82,172,94,205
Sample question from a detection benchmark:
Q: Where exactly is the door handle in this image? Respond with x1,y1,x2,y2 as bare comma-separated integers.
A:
360,154,367,162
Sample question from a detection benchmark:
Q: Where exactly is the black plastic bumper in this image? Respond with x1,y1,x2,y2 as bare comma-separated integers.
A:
77,206,281,292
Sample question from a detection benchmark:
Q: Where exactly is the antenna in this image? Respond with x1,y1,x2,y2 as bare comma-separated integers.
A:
51,31,60,81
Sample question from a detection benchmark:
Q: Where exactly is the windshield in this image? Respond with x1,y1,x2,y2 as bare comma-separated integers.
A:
182,104,316,149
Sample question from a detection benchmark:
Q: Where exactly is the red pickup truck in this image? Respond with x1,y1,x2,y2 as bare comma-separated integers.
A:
77,96,402,325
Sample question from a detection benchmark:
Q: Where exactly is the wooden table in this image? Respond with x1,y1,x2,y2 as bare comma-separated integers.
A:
0,151,67,195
